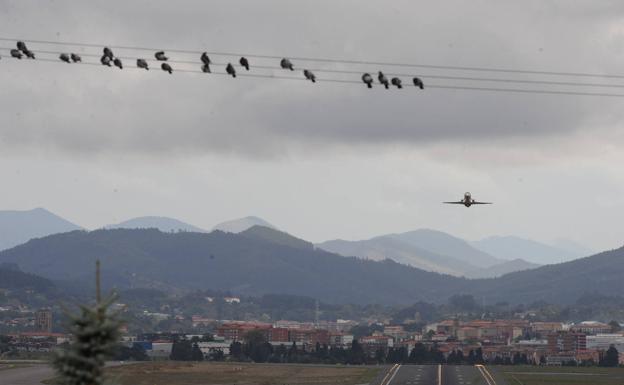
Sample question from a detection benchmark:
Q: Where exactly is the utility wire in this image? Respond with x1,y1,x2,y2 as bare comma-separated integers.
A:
4,45,624,90
4,52,624,98
2,36,624,80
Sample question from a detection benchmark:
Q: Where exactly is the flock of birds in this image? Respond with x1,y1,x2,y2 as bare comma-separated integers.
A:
5,40,425,89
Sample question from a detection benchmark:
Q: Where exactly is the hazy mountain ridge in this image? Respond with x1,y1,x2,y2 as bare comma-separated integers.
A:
316,229,521,278
472,235,591,265
106,216,206,233
388,229,504,268
476,258,540,278
241,225,313,250
0,228,470,305
0,208,83,251
213,216,277,233
316,236,480,277
0,226,620,305
467,245,624,304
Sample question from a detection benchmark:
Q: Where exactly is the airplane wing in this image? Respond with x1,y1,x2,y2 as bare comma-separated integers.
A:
471,201,492,204
443,201,464,204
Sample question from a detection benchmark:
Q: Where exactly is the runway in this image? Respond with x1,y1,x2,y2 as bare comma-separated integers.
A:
0,364,53,385
376,364,509,385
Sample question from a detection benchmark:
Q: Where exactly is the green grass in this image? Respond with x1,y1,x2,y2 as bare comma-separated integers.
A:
496,365,624,385
106,362,382,385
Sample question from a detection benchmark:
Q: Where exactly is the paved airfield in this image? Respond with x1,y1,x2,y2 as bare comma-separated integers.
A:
443,365,492,385
383,364,439,385
0,365,53,385
376,364,509,385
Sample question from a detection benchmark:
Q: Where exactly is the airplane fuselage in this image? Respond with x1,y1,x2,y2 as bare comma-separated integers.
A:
443,191,491,207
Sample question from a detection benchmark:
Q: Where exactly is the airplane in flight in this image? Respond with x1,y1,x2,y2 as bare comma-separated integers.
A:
444,192,492,207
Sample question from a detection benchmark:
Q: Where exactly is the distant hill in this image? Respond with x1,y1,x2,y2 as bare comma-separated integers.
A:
317,236,479,277
474,258,540,278
317,229,512,278
389,229,504,268
0,264,57,293
107,216,206,233
0,228,469,305
472,236,588,265
0,208,82,251
212,216,276,233
0,227,620,305
468,245,624,305
241,226,313,250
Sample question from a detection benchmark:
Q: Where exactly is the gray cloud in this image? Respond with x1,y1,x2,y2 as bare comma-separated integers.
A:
1,0,624,159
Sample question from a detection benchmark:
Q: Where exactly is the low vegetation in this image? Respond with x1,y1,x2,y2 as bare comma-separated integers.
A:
106,362,381,385
499,365,624,385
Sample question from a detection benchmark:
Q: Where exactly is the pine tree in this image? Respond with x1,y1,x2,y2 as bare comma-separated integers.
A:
191,342,204,361
600,346,619,367
52,261,121,385
171,339,193,361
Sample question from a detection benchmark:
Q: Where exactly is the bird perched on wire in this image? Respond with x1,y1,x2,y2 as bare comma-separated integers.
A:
10,49,23,59
59,53,71,63
226,63,236,78
239,57,250,71
103,47,114,60
303,69,316,83
161,62,173,74
200,52,211,73
137,59,149,70
413,77,424,89
101,55,112,66
113,58,123,69
71,53,81,63
155,51,168,61
280,58,294,71
362,73,373,88
16,41,35,59
391,77,402,89
378,71,389,89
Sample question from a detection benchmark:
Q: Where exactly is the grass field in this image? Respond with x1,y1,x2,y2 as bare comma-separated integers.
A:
106,362,382,385
497,365,624,385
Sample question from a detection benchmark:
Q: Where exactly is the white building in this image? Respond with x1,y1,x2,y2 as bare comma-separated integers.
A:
197,341,230,357
586,334,624,351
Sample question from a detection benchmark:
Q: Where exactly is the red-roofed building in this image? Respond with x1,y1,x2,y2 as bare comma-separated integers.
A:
216,322,272,341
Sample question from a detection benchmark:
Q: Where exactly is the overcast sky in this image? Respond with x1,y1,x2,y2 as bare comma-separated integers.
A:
1,0,624,251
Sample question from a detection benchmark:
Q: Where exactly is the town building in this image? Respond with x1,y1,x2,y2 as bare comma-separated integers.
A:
571,321,612,335
35,308,52,333
547,331,586,353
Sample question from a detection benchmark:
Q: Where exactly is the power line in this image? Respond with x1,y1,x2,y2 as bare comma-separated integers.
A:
2,36,624,80
5,46,624,90
4,53,624,98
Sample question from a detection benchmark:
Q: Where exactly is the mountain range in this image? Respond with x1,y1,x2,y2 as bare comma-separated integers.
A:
212,216,277,233
0,225,620,305
317,230,540,278
472,235,592,265
0,208,82,251
0,208,593,280
0,227,466,304
106,216,206,233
